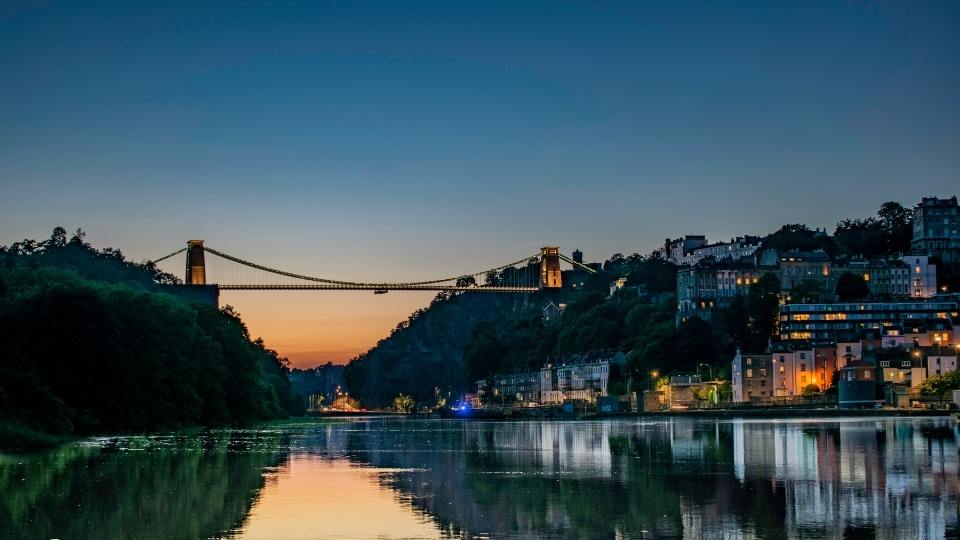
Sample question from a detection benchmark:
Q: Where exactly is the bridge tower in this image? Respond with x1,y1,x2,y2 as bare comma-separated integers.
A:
540,246,562,289
185,240,207,285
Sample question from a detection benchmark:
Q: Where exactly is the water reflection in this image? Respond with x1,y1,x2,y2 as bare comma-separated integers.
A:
0,430,289,540
1,417,958,539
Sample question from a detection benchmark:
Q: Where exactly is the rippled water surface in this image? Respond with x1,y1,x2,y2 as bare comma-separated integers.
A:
2,416,959,539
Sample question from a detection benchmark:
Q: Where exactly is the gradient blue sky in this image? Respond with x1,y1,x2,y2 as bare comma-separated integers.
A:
2,1,958,366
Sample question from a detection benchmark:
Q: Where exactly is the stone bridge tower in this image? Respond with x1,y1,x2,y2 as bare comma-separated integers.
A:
540,246,562,289
185,240,207,285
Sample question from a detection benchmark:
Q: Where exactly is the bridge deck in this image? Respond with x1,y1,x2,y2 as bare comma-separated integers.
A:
216,284,540,292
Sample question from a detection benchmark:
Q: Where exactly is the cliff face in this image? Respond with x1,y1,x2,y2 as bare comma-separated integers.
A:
344,291,537,408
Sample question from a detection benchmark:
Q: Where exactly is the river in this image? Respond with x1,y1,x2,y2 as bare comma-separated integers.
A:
2,416,958,539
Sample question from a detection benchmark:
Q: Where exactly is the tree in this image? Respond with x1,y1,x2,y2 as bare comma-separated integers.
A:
918,371,960,406
761,224,837,258
836,272,869,301
788,279,825,304
834,201,913,257
392,394,414,413
801,384,821,396
745,273,780,352
877,201,913,254
834,218,885,258
48,227,67,248
463,322,502,384
608,363,627,396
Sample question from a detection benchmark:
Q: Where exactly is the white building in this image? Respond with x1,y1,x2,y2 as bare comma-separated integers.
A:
901,255,938,298
911,355,958,388
665,235,761,266
540,351,626,404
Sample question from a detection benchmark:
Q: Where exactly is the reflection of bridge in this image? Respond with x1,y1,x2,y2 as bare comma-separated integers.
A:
151,241,594,293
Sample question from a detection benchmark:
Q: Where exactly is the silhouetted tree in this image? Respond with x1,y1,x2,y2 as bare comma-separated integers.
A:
836,272,869,301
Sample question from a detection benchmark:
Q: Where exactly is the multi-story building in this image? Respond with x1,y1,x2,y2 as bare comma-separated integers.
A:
901,255,938,298
844,258,910,297
769,343,838,396
665,235,708,265
677,262,770,323
474,350,627,407
540,351,627,404
665,235,761,266
779,300,959,342
482,372,541,404
912,196,960,258
766,249,834,294
676,264,719,321
731,351,774,402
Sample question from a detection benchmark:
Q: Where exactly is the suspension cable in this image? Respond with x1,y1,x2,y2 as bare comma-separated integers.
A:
202,246,541,288
147,247,187,265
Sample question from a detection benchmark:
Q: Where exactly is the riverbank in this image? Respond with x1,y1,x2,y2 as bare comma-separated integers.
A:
0,421,75,451
615,408,953,419
439,406,956,421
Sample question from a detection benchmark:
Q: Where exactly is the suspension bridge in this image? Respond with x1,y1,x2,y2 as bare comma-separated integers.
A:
150,241,595,294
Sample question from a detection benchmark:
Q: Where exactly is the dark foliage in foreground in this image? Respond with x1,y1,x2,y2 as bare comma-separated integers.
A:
0,230,300,445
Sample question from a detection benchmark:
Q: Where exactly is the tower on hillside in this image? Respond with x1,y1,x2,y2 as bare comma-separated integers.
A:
572,249,583,264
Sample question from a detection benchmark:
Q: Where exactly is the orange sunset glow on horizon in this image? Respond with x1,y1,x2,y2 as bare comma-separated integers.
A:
215,290,439,368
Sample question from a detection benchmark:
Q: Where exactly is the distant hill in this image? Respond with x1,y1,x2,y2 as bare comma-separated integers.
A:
344,290,537,408
343,265,645,408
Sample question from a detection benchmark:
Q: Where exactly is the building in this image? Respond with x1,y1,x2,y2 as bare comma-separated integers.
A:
609,277,627,296
838,360,877,408
912,352,959,388
480,372,541,405
665,235,761,266
843,258,910,297
779,300,959,342
667,374,723,408
912,196,960,259
769,343,837,396
767,249,834,294
873,350,913,385
676,261,770,323
731,351,774,402
665,235,708,265
901,255,938,298
542,302,566,321
540,351,627,405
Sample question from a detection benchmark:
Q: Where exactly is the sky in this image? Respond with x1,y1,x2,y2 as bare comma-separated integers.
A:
2,1,959,367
